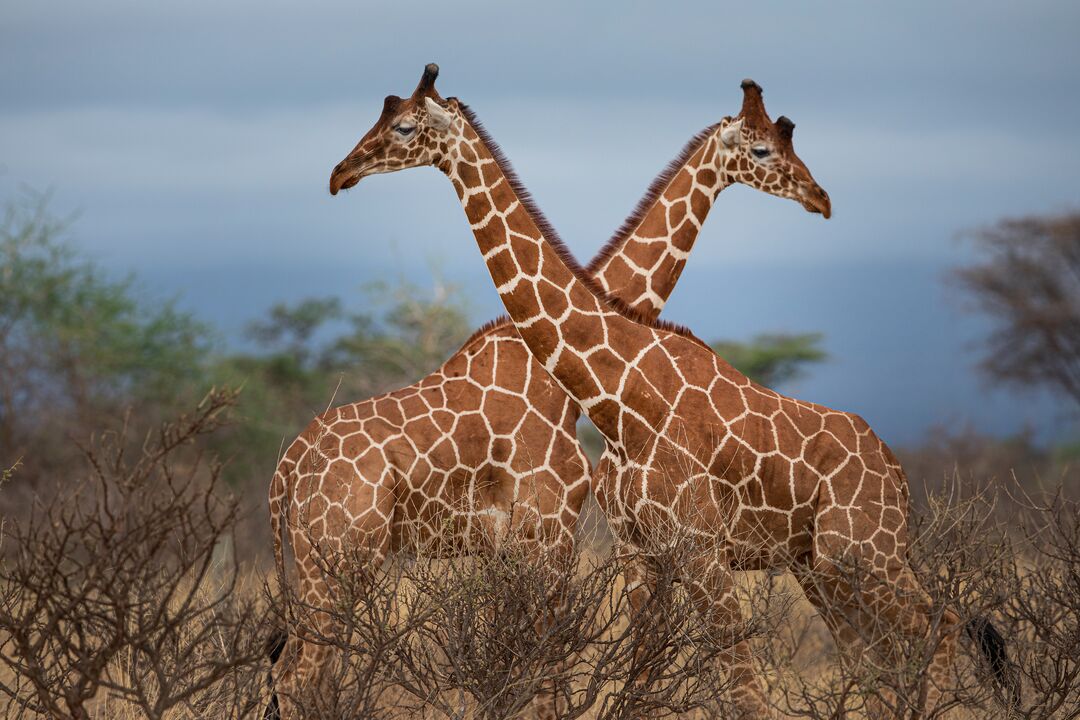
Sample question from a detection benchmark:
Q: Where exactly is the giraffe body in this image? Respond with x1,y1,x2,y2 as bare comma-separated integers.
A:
326,65,986,717
271,319,588,566
271,67,830,719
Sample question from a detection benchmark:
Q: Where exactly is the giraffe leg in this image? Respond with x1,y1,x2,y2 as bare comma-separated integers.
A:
809,543,960,716
617,544,665,719
618,545,775,718
276,468,396,718
527,554,569,720
526,509,581,720
271,556,338,719
792,553,887,718
682,552,774,720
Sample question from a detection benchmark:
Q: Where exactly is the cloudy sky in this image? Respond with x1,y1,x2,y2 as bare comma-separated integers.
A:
2,0,1079,445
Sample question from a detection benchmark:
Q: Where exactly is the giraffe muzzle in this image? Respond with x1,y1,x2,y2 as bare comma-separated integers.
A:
801,184,832,219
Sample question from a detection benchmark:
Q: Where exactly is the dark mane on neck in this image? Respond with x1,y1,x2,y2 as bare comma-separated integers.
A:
458,314,514,351
454,101,712,351
584,122,721,277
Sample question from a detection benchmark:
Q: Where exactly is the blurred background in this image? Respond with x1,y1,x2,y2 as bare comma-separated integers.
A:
2,0,1078,554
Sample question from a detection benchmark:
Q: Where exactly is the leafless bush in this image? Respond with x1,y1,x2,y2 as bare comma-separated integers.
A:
392,544,603,720
760,477,1080,719
269,525,789,719
996,488,1080,719
268,544,426,720
562,538,791,720
0,389,271,719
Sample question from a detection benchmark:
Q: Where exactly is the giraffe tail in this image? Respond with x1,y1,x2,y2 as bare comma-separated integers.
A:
262,629,287,719
966,616,1021,709
264,460,291,719
269,462,289,600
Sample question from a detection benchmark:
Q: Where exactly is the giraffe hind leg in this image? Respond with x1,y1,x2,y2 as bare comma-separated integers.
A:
808,534,961,714
791,552,888,717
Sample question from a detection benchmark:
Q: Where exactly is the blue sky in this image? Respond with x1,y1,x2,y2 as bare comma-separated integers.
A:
2,0,1079,445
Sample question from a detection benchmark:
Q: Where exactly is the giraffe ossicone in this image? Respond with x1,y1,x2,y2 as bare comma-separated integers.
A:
320,63,1016,718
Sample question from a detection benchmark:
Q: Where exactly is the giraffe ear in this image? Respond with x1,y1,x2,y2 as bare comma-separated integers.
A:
424,97,452,130
720,118,744,148
423,97,453,131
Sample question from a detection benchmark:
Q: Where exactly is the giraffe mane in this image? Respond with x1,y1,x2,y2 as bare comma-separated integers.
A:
455,102,713,353
584,122,722,277
458,315,516,351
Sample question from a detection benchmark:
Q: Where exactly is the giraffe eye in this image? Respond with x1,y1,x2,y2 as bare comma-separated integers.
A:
751,146,770,159
394,125,415,137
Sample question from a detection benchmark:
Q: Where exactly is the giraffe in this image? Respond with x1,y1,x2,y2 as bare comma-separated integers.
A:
328,65,1015,718
268,67,830,718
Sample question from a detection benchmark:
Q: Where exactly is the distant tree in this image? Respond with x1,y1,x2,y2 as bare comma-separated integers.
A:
327,278,473,387
246,297,344,372
710,332,827,388
208,280,472,507
0,195,211,478
955,212,1080,407
232,279,472,399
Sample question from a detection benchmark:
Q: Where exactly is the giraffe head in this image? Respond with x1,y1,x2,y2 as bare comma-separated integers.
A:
329,63,459,195
718,79,831,218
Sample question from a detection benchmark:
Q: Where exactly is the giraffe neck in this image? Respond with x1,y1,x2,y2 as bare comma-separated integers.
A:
588,126,731,322
442,110,648,442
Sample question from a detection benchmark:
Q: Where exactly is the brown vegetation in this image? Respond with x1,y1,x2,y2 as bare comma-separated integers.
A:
0,390,271,719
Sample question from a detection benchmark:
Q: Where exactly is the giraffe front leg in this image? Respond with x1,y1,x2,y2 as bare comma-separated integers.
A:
613,543,666,719
277,477,396,718
615,543,774,718
527,534,577,720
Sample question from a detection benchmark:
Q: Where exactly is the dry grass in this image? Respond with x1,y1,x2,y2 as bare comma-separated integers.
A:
2,395,1078,718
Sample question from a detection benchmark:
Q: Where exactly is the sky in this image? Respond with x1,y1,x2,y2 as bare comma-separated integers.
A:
2,0,1079,446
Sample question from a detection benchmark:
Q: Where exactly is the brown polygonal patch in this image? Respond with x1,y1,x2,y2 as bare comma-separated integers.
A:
555,351,602,401
709,382,749,424
492,342,529,394
502,279,541,318
523,317,559,365
537,279,569,318
690,188,710,220
510,235,541,276
760,456,796,510
467,352,495,387
741,414,778,455
491,436,513,464
561,311,605,353
480,390,528,434
665,167,693,199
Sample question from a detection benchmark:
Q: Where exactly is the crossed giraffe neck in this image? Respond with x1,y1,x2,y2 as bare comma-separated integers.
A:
442,107,656,442
589,121,828,319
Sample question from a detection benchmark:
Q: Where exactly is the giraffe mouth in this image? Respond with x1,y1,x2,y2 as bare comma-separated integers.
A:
329,161,362,195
